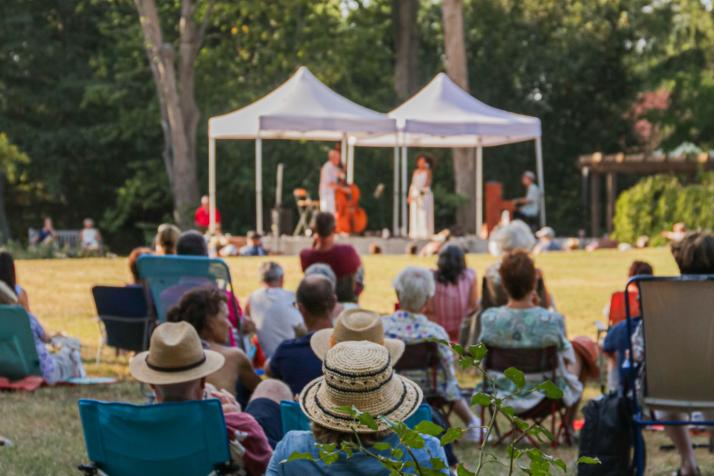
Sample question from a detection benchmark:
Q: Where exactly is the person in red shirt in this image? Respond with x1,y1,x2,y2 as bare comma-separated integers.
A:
194,195,221,230
299,212,362,303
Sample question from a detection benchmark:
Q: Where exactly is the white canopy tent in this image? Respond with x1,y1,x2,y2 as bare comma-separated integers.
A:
207,66,397,233
357,73,544,235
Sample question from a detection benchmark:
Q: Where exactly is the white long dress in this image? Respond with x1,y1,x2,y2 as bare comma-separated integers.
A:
319,161,339,213
409,170,434,239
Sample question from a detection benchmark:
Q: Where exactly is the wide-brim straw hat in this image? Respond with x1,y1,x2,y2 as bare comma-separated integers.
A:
311,308,404,363
130,321,224,385
300,341,422,433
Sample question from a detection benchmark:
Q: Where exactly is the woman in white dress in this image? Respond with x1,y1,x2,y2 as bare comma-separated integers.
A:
408,155,435,239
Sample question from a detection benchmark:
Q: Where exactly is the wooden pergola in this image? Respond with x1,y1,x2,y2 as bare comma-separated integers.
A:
578,151,714,236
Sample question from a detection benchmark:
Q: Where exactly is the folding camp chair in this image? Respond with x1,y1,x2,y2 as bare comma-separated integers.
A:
0,305,41,381
92,286,153,364
77,399,237,476
625,275,714,476
479,346,572,447
136,255,244,348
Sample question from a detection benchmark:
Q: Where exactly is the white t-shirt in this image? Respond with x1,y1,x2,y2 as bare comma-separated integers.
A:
247,287,304,358
520,183,540,217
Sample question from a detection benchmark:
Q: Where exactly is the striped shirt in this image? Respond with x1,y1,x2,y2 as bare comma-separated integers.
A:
431,269,476,341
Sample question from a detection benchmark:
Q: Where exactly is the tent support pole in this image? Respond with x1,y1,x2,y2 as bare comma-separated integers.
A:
341,134,347,166
476,142,484,236
208,137,217,234
347,139,355,184
256,136,263,233
401,145,408,237
535,137,546,226
392,146,399,237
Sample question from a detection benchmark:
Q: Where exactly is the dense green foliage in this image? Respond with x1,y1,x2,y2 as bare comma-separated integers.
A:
1,0,713,250
613,172,714,245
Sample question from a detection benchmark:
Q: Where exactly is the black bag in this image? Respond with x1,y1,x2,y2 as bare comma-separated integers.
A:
577,392,634,476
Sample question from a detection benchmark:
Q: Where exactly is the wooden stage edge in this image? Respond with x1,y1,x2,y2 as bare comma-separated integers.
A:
264,234,490,256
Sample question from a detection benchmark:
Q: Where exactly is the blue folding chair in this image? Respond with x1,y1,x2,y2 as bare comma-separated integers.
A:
625,275,714,476
279,400,433,434
0,304,41,380
92,286,153,363
77,399,237,476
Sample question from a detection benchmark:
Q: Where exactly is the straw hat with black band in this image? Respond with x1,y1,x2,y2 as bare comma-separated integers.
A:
310,308,404,364
130,322,225,385
300,341,422,433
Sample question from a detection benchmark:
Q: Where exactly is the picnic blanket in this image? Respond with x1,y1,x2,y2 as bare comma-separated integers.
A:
0,375,116,392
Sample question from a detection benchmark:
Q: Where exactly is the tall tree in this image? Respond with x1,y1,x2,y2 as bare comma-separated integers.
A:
442,0,474,233
393,0,420,100
133,0,210,226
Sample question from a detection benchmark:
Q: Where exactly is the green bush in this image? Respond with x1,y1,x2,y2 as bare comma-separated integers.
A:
613,172,714,245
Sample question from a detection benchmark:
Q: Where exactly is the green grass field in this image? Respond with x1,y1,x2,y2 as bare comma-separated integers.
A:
0,249,710,475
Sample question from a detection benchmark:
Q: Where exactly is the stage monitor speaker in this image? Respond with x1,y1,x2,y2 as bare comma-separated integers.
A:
271,207,293,236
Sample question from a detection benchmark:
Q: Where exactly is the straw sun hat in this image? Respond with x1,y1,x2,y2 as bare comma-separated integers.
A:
130,322,225,385
310,308,404,363
300,341,422,433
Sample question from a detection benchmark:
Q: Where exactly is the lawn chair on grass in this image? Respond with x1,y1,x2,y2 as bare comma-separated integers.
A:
91,286,153,364
479,346,572,448
0,305,41,381
625,275,714,476
77,399,237,476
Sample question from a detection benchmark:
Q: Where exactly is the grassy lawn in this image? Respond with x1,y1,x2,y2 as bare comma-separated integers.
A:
1,248,711,475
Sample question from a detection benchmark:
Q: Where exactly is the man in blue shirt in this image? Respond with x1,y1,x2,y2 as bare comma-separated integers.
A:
267,275,335,395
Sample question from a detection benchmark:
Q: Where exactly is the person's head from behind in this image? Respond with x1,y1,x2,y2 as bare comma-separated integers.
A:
177,230,208,256
499,250,537,302
167,287,230,345
393,266,435,313
405,243,418,256
129,321,224,403
296,275,336,327
304,263,337,290
328,148,341,166
200,195,209,207
671,231,714,275
260,261,284,288
128,247,153,284
436,244,466,285
313,212,336,239
628,260,653,278
247,230,262,247
416,154,432,170
0,251,17,292
155,223,181,255
522,170,535,187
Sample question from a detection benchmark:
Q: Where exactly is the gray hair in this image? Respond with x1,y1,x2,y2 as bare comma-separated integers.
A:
304,263,337,291
260,261,283,284
393,266,435,312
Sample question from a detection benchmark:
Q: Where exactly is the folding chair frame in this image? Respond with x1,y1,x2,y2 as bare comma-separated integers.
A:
625,274,714,476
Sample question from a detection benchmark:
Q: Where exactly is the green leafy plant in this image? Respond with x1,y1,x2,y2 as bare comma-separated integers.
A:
286,341,599,475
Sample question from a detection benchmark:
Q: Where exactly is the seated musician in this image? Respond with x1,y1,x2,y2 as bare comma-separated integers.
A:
512,171,540,228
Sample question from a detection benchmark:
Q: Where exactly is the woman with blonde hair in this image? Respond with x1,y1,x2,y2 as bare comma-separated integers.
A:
154,223,180,255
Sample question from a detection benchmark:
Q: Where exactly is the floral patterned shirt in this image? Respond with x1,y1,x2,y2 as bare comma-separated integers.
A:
382,310,461,401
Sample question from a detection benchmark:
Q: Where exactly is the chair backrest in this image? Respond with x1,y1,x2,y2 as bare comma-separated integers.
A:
78,399,231,476
634,276,714,411
92,286,151,353
279,400,433,434
484,346,558,374
136,255,233,322
0,305,41,380
608,290,640,327
394,342,441,372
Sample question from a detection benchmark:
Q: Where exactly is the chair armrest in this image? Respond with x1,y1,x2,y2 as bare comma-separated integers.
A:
98,315,153,324
77,463,98,475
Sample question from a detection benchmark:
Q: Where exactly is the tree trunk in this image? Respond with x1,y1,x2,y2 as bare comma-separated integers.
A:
134,0,204,228
393,0,420,100
442,0,475,233
0,174,10,243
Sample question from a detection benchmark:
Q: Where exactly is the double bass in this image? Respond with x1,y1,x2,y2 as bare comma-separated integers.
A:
334,173,368,234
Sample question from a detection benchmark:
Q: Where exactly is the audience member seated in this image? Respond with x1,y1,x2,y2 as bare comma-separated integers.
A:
246,262,305,358
194,195,221,232
266,275,335,395
267,341,448,475
533,226,562,253
426,245,478,343
631,232,714,476
0,251,30,311
0,281,84,384
661,222,687,243
31,216,56,245
303,263,344,321
80,218,102,252
154,223,180,255
478,251,598,428
383,266,482,441
602,260,652,391
418,229,451,257
240,231,268,257
127,247,153,286
299,212,362,304
585,234,619,251
129,321,272,475
167,287,260,399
